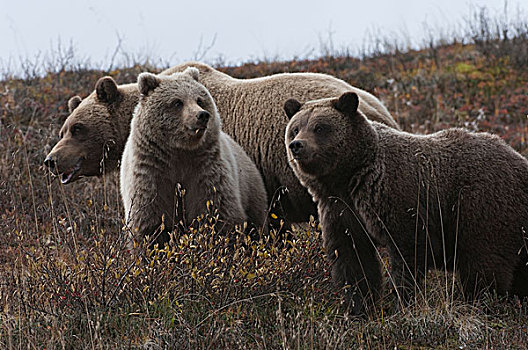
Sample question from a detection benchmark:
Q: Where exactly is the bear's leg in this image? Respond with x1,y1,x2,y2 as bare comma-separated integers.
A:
511,258,528,297
510,233,528,297
213,189,248,235
389,246,427,306
324,217,383,315
457,251,516,299
133,212,174,247
262,187,297,245
455,221,525,298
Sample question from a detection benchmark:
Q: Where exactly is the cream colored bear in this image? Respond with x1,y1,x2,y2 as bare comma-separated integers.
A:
120,68,267,242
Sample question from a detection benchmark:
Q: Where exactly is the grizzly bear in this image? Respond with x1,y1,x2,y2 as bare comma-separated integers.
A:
284,92,528,314
45,62,399,224
44,78,139,183
120,67,268,242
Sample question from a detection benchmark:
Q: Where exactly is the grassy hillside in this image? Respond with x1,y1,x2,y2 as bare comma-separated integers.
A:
1,20,528,348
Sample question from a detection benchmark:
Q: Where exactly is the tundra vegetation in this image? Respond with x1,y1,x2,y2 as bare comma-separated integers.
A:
1,7,527,349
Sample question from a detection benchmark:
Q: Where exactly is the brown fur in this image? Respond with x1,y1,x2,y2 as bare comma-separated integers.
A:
44,77,139,184
162,63,399,223
120,68,267,241
285,92,528,313
46,62,399,223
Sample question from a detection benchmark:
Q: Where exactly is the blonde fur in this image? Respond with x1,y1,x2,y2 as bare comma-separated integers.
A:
121,68,267,241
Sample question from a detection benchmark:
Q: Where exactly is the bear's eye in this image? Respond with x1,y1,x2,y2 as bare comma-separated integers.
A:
170,99,183,109
197,97,206,108
314,125,325,134
70,123,85,136
291,127,299,137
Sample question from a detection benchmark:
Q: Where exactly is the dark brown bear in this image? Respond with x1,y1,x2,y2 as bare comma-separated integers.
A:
284,92,528,314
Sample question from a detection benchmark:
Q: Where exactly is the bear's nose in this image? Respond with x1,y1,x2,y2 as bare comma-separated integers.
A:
289,140,304,156
197,111,210,124
44,155,55,169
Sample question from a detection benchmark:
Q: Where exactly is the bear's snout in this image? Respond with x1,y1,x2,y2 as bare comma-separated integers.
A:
197,111,210,125
43,154,55,170
289,140,305,157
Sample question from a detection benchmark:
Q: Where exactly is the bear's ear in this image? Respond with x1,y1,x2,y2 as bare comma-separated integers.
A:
183,67,200,81
333,92,359,117
95,76,120,103
284,99,302,119
138,72,160,96
68,96,82,113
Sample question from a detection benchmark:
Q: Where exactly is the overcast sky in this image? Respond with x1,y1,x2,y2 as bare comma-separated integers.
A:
0,0,525,73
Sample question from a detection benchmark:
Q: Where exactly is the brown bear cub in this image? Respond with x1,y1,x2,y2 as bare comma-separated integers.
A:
284,91,528,314
120,67,268,243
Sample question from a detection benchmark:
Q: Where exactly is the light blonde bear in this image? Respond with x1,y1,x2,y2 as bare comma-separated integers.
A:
120,67,267,243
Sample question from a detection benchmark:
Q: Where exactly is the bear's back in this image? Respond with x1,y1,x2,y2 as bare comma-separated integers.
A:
162,62,398,223
374,124,528,223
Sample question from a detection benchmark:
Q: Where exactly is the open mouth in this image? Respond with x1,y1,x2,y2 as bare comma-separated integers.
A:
60,158,82,184
187,126,207,138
